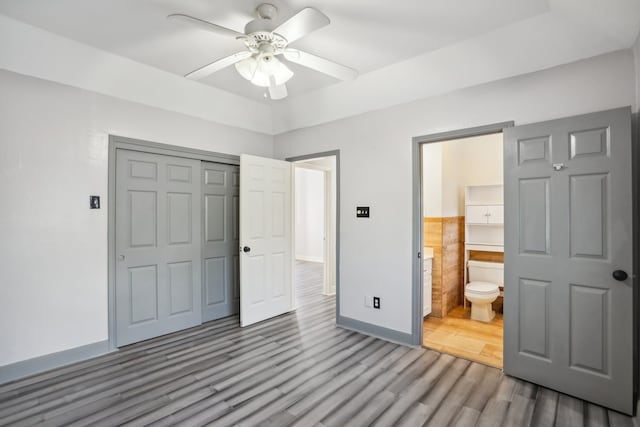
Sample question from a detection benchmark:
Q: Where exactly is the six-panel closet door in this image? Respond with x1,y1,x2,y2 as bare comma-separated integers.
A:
201,162,240,322
115,150,202,347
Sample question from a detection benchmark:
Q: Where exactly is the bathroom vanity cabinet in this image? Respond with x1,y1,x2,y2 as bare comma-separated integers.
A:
423,248,433,316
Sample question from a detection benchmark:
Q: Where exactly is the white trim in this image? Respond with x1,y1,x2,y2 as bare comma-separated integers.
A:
295,255,324,263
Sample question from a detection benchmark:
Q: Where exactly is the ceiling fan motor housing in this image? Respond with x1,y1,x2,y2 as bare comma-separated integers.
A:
244,3,279,34
242,32,288,54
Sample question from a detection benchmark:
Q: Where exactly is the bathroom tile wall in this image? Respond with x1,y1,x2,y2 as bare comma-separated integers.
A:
424,216,465,318
442,217,465,315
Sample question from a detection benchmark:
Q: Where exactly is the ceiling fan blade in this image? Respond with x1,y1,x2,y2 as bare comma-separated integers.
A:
273,8,329,43
185,51,253,80
283,49,358,81
168,14,245,38
268,83,288,100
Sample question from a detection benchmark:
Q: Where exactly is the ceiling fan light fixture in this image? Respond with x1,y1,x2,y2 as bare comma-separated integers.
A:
249,54,293,87
234,57,258,81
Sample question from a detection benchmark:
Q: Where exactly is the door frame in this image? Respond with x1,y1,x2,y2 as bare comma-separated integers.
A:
293,161,335,295
286,151,340,313
107,135,240,350
410,122,513,346
634,111,639,407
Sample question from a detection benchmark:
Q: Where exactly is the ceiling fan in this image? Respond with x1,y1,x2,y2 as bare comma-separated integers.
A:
168,3,358,100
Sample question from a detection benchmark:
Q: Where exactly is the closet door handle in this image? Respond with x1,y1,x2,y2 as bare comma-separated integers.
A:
243,246,251,253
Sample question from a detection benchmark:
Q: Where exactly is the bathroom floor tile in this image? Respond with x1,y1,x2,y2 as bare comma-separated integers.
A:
423,305,503,368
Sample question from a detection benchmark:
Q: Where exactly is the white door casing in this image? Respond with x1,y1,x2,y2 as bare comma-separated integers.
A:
239,155,294,327
503,107,634,414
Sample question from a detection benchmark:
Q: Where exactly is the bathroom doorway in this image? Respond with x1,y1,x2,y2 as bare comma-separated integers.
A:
419,130,506,368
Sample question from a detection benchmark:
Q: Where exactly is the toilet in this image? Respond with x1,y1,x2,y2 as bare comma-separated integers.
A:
465,260,503,322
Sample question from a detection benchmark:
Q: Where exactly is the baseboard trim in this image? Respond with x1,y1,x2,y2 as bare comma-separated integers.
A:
295,256,324,263
336,315,416,347
0,340,112,385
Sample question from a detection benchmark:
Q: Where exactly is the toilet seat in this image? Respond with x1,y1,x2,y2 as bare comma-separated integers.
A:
465,281,499,295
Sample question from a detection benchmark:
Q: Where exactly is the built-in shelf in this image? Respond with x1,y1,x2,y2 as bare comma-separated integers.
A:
464,185,504,308
465,184,503,206
465,184,504,246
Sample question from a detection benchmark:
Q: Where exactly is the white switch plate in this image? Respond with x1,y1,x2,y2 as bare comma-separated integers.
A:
364,296,373,308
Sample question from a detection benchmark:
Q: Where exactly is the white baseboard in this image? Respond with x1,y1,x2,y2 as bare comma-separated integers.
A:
295,255,324,263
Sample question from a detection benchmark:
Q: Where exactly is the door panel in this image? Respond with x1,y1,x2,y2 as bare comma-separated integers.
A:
518,278,550,359
115,150,202,347
569,284,608,374
201,162,240,322
569,174,607,259
168,261,193,315
504,107,633,414
518,178,550,255
240,155,293,327
167,193,192,245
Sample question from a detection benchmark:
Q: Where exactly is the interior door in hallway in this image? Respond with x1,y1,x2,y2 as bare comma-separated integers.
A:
115,150,202,346
503,107,634,414
202,161,240,322
239,154,294,327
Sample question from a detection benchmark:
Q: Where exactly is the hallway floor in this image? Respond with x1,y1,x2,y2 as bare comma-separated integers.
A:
423,305,504,368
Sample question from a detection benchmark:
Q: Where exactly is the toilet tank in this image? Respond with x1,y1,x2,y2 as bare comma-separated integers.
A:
468,260,504,287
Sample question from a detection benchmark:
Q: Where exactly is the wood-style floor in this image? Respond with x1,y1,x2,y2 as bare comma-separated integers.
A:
0,261,634,426
423,306,504,369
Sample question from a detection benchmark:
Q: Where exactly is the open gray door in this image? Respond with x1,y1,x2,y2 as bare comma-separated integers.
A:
504,107,634,414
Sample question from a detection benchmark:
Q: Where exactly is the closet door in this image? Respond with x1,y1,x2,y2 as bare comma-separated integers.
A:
115,150,202,347
202,162,240,322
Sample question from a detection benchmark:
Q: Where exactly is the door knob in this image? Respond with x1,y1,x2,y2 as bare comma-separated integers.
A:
118,255,125,261
243,246,251,253
612,270,628,281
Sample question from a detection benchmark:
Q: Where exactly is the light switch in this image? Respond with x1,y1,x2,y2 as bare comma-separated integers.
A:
356,206,370,218
90,196,100,209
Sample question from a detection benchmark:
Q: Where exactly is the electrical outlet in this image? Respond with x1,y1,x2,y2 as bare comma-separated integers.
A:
373,296,380,309
364,296,372,308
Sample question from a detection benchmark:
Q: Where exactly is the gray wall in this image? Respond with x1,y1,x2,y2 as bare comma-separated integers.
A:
0,69,273,367
274,50,637,337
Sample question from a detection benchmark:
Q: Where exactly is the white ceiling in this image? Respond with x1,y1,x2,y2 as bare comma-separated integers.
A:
0,0,551,101
0,0,639,134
